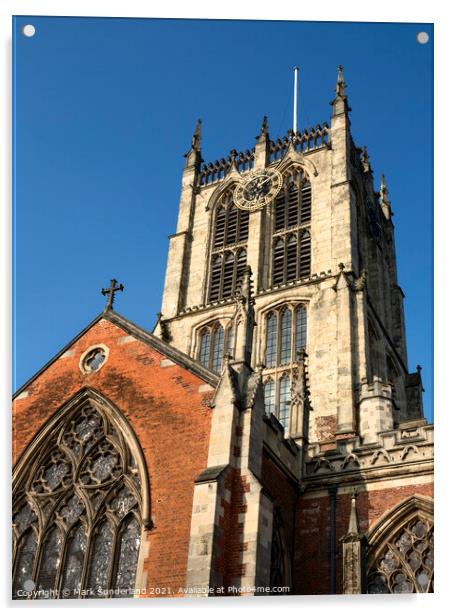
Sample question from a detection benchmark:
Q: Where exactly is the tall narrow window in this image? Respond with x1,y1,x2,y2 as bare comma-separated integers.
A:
278,375,291,430
12,397,145,600
262,303,308,432
280,308,292,365
211,326,225,373
208,188,249,301
271,167,312,286
198,322,227,374
265,313,277,368
264,379,276,417
295,305,307,353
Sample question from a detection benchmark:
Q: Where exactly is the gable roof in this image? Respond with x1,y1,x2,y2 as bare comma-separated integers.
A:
13,309,219,399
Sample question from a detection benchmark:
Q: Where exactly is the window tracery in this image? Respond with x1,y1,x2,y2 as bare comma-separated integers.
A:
12,398,144,600
198,321,230,374
209,189,249,301
272,168,311,286
263,303,307,430
270,511,290,593
367,516,433,593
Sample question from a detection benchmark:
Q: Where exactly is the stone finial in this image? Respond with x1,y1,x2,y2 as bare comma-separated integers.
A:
336,64,346,97
291,349,309,404
192,118,202,151
331,65,351,117
289,350,311,438
184,118,202,168
361,145,371,173
379,173,393,219
232,266,255,367
347,491,360,534
354,269,368,292
342,490,367,594
256,114,269,140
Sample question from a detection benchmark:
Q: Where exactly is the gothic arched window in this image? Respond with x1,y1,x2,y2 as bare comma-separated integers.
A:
367,500,434,594
12,394,147,600
262,303,307,431
272,168,311,286
198,322,230,373
270,511,291,593
208,188,249,301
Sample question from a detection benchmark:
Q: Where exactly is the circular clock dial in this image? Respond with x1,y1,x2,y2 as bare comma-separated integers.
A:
233,169,283,211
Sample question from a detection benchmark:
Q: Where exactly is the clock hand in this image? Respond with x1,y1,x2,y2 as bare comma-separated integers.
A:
259,176,272,187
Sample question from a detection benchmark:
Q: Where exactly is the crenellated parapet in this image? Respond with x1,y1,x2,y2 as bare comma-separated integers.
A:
198,149,255,186
267,123,330,163
197,122,330,188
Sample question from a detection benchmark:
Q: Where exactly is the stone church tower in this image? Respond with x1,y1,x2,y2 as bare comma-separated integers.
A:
12,67,433,599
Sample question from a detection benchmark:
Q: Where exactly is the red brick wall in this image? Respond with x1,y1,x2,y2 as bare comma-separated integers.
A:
13,317,214,597
293,481,434,595
261,452,298,590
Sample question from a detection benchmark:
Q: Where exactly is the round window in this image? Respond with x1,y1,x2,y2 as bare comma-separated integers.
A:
83,348,106,373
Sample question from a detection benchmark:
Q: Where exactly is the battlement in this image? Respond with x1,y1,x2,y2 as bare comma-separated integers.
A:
197,122,330,187
267,123,330,163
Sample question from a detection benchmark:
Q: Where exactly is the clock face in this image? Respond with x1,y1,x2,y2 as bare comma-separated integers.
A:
233,169,283,211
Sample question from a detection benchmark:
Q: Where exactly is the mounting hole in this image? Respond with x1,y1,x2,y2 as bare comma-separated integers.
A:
416,31,429,45
22,24,36,37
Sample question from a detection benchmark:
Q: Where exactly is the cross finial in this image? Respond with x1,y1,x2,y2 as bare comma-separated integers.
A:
101,279,124,311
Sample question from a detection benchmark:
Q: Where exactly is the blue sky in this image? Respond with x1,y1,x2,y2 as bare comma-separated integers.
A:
13,17,433,421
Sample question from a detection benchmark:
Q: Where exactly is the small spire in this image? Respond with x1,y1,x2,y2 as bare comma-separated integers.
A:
361,145,371,173
347,491,360,534
256,114,269,145
191,118,202,151
331,65,350,117
232,266,255,367
336,65,346,97
379,173,393,218
184,119,202,169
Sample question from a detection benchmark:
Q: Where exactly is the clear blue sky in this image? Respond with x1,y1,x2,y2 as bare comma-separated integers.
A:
13,17,433,421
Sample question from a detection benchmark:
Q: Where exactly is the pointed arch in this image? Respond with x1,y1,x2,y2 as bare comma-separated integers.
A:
270,509,292,592
207,184,249,301
366,495,434,594
12,388,151,599
271,164,312,286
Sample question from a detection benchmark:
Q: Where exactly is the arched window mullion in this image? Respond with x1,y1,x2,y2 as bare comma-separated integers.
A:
208,325,215,371
107,519,121,596
55,523,77,595
34,524,65,596
79,526,92,597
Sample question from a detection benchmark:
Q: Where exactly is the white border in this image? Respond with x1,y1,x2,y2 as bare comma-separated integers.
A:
1,2,450,615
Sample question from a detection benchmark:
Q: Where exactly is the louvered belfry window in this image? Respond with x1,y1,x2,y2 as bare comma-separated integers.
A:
272,168,311,285
263,303,307,431
209,189,249,301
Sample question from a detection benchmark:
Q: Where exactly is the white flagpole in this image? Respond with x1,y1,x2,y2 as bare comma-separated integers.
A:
293,66,299,134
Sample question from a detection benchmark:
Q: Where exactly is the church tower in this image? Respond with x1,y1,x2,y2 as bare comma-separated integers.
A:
155,66,423,446
12,66,433,600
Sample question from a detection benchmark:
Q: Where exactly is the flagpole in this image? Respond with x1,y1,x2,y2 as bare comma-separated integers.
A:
293,66,299,134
